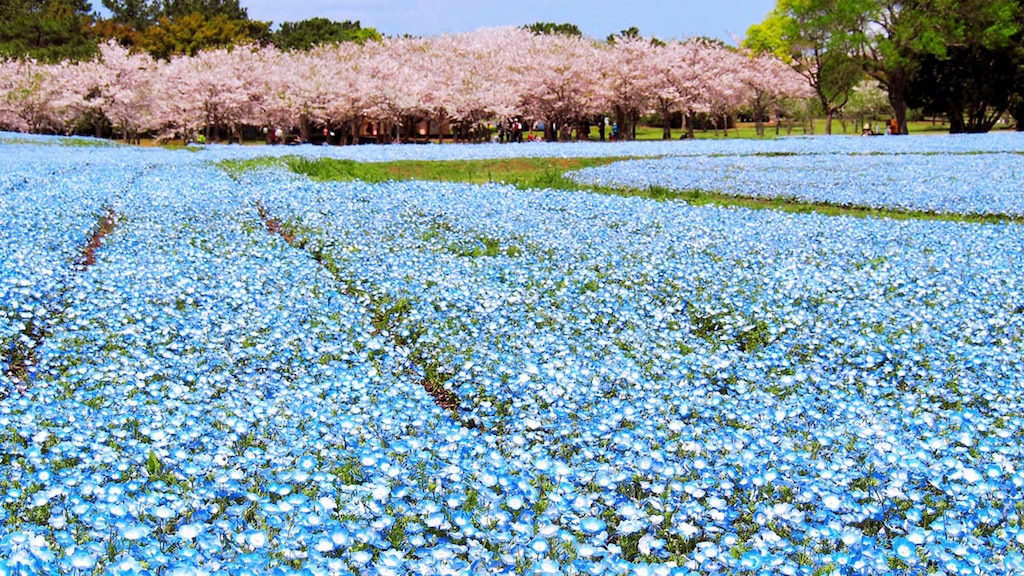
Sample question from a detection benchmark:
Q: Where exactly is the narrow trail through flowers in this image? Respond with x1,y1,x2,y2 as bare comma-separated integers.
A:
254,201,464,419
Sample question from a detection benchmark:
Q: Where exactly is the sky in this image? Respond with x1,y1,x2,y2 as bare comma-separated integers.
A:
240,0,778,44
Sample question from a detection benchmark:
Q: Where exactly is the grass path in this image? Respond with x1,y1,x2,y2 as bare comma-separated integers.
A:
220,155,1021,225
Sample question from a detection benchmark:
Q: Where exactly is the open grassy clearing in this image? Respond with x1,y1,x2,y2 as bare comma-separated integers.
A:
220,155,1021,225
221,155,635,185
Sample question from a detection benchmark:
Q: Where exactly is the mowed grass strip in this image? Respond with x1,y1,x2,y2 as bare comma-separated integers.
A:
221,155,1021,225
284,156,635,187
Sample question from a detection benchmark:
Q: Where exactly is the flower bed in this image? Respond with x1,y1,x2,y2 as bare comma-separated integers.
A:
568,151,1024,216
1,133,1023,575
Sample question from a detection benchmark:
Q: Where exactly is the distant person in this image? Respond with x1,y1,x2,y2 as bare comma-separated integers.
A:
862,124,874,136
888,117,899,135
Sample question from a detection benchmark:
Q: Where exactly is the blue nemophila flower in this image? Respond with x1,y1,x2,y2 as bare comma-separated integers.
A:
892,537,917,561
580,517,606,534
3,132,1024,574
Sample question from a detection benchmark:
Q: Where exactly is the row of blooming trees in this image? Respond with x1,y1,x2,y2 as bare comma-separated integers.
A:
0,27,811,143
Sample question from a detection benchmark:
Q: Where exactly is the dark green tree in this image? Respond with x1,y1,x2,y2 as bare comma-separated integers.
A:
908,25,1019,133
0,0,98,61
270,17,380,51
136,10,269,58
97,0,269,52
857,0,1019,134
909,47,1015,133
1000,3,1024,130
523,22,582,37
606,26,640,43
100,0,157,30
157,0,246,21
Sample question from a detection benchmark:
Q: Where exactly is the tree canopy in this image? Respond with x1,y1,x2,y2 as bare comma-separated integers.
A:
157,0,247,21
523,22,582,37
135,11,269,59
744,0,865,134
270,17,380,51
100,0,157,31
747,0,1023,133
904,0,1021,132
96,0,267,57
0,0,98,61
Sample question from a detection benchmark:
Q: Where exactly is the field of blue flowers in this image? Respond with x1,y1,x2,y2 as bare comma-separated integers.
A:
1,132,1023,575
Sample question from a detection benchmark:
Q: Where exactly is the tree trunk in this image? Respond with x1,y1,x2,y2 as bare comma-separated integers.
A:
753,94,765,137
578,119,590,141
886,69,909,135
818,91,833,135
661,103,672,139
299,114,310,143
614,106,627,140
1013,99,1024,131
946,97,966,134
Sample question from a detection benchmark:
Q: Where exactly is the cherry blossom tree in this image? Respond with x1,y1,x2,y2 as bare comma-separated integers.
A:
160,45,262,142
519,33,606,141
89,41,160,143
237,45,292,141
602,37,662,140
737,51,814,136
358,37,433,143
272,47,341,142
308,42,366,144
426,29,523,143
648,39,718,139
0,59,60,133
0,26,817,142
686,43,749,137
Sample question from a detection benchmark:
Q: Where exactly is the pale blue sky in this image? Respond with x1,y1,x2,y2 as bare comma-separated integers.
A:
241,0,777,44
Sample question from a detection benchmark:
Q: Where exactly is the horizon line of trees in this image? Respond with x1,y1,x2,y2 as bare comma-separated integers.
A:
0,27,813,145
3,0,1022,138
0,0,381,62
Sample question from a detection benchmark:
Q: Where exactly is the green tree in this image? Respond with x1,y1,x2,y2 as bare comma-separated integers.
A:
908,45,1017,133
607,26,640,43
906,0,1020,132
157,0,246,21
136,11,269,58
0,0,98,61
101,0,157,31
98,0,269,52
745,0,866,134
1010,6,1024,130
841,79,890,132
856,0,1018,134
270,17,380,51
743,10,791,60
523,22,583,37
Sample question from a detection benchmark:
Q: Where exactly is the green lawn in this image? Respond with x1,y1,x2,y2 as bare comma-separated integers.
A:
629,119,959,140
